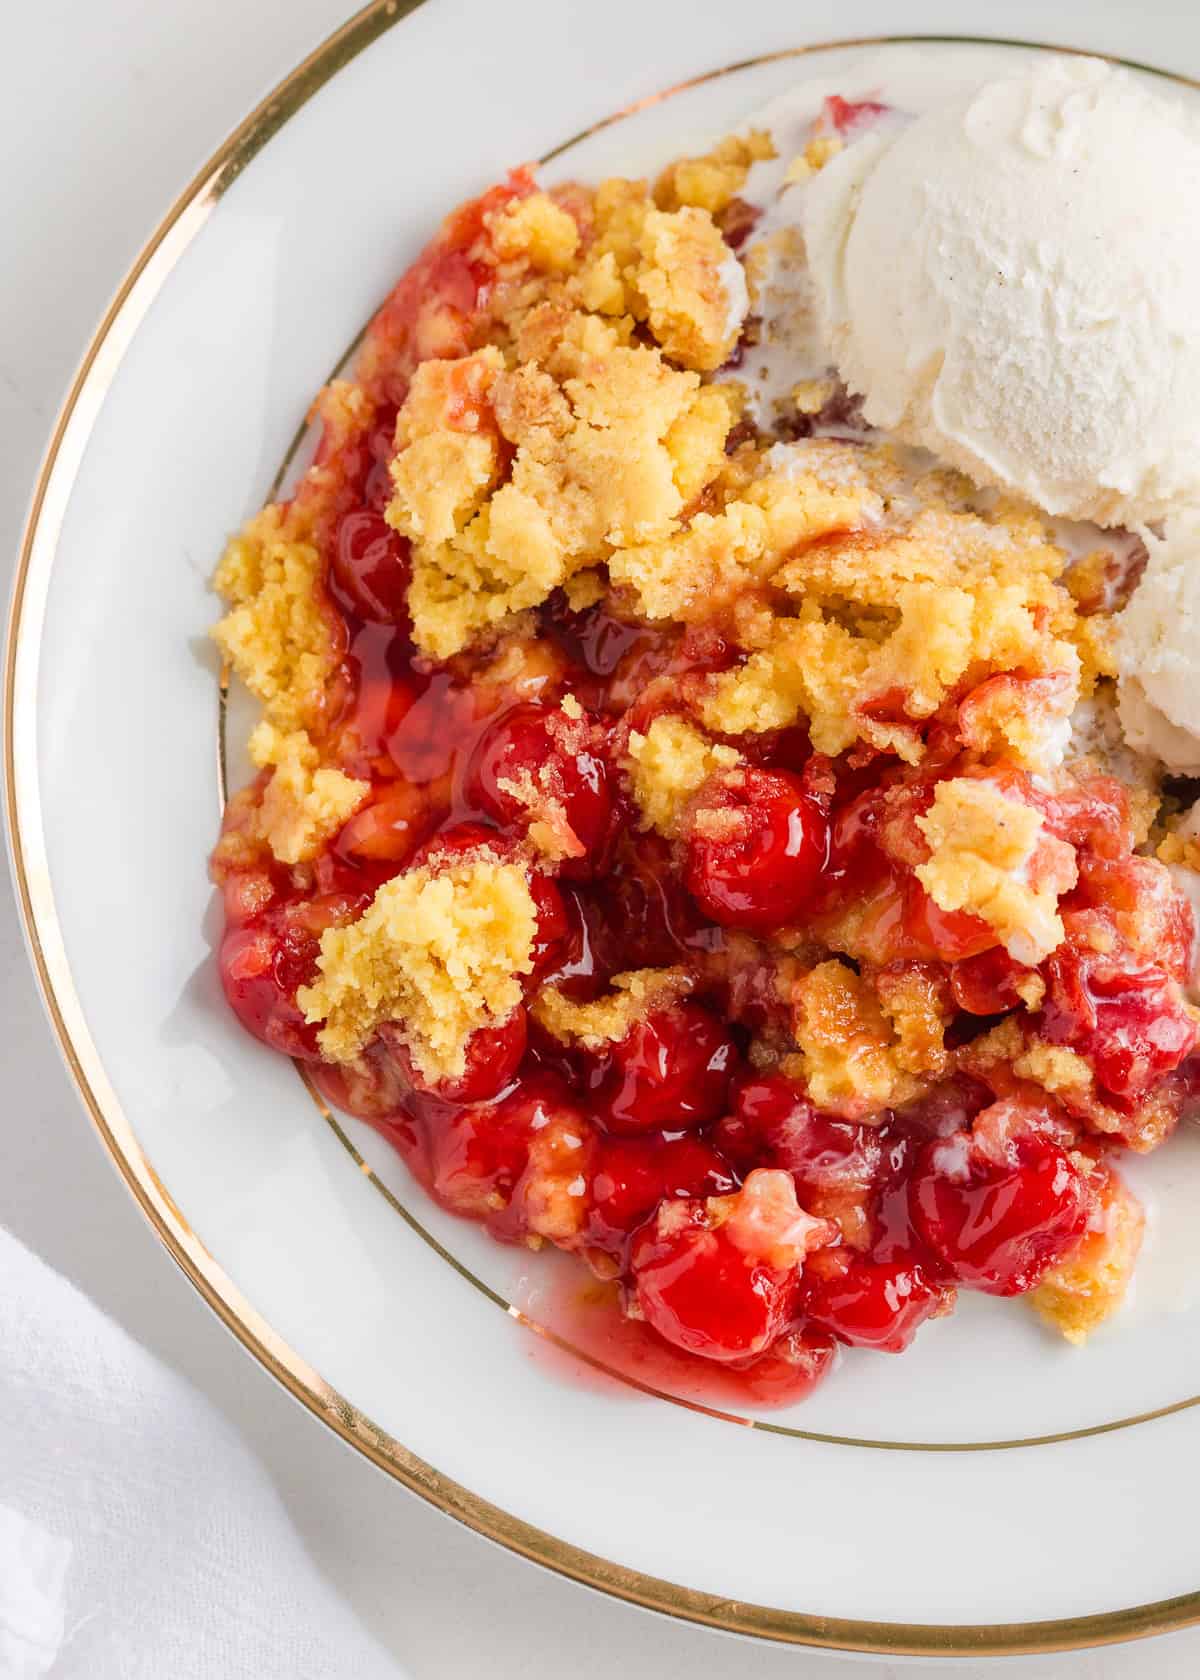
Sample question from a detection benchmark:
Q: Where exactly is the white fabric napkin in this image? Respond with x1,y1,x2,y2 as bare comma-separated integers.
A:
0,1226,404,1678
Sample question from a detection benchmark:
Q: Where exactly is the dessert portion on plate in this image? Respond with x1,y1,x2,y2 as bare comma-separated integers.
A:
210,51,1200,1402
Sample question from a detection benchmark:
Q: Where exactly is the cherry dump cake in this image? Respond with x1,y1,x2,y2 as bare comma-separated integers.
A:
210,69,1200,1404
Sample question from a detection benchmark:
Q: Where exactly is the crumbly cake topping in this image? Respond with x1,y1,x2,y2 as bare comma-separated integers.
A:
608,466,861,622
533,967,691,1048
789,960,924,1117
873,962,953,1082
387,349,505,547
624,715,741,837
485,191,581,272
212,504,336,734
248,723,368,865
653,129,776,216
391,309,736,659
298,854,537,1073
1027,1169,1145,1345
699,454,1084,765
914,778,1078,966
632,205,748,371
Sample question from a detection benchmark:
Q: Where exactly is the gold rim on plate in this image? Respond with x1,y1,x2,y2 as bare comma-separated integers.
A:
7,3,1200,1652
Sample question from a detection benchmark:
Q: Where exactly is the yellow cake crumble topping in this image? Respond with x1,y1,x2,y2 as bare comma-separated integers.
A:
608,467,862,622
653,129,775,216
212,503,337,734
390,308,737,660
699,457,1084,764
1028,1170,1146,1345
915,778,1078,966
533,968,691,1049
485,191,581,272
789,961,925,1117
248,723,368,865
387,349,505,546
624,715,741,837
298,854,537,1075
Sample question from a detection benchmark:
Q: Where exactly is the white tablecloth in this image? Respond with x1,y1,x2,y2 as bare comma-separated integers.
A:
3,2,1199,1673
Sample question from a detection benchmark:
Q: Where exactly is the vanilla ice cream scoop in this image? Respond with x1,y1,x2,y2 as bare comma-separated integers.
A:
803,56,1200,528
1116,513,1200,773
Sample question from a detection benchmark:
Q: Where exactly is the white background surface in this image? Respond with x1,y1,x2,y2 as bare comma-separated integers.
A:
3,2,1199,1674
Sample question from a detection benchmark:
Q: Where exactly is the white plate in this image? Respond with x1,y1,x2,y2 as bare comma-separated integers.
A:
10,0,1200,1654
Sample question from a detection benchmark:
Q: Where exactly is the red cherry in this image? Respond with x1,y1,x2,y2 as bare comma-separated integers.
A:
799,1251,949,1353
580,1003,738,1136
363,409,400,513
899,878,997,964
530,885,605,998
586,1135,737,1252
426,1072,592,1240
526,872,570,979
218,907,322,1061
382,1009,527,1105
1040,945,1197,1102
822,94,890,134
907,1104,1090,1295
412,821,510,868
590,831,714,973
950,946,1036,1015
428,1087,541,1218
630,1203,795,1364
330,509,411,623
425,1072,567,1203
466,702,614,876
332,782,439,878
714,1073,884,1191
685,768,827,932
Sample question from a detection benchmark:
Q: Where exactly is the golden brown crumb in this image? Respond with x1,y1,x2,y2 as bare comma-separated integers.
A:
248,723,368,864
574,182,746,371
210,783,273,897
780,136,844,188
610,468,862,622
212,503,335,734
485,192,580,271
634,206,746,372
495,769,581,863
663,386,742,503
519,1120,594,1241
915,779,1077,966
1064,611,1117,691
387,349,503,545
396,309,733,659
298,853,537,1075
792,377,838,414
1158,828,1200,872
533,968,690,1048
654,130,775,215
873,963,952,1081
623,715,740,836
790,961,923,1116
1028,1171,1145,1344
1013,1042,1094,1096
561,570,607,612
700,456,1082,763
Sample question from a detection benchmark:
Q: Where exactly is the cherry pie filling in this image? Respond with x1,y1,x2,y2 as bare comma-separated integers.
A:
211,113,1199,1405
